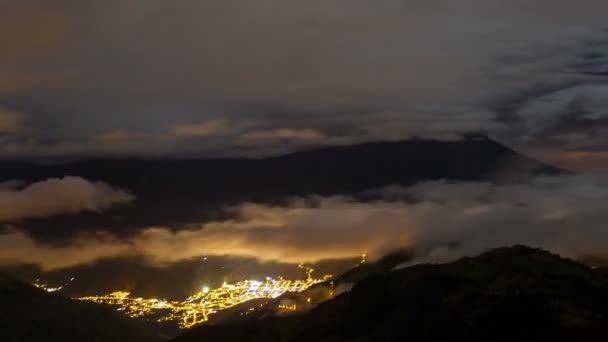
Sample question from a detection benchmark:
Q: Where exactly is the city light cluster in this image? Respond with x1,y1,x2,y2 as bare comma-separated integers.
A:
32,262,348,329
33,281,63,293
72,266,331,329
33,277,75,293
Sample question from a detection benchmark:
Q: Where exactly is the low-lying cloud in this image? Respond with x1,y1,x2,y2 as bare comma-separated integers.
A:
0,177,134,222
2,175,608,270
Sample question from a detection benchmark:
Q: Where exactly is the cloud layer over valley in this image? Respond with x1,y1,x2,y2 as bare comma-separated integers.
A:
2,175,608,271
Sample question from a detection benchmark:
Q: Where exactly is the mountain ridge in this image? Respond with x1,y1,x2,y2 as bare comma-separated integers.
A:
174,246,608,342
0,273,162,342
4,246,606,342
0,138,564,240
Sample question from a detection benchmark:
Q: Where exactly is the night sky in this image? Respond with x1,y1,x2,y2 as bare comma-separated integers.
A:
1,1,608,298
1,1,608,170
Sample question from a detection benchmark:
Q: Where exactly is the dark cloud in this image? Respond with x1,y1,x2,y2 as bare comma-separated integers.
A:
0,107,28,134
1,1,608,169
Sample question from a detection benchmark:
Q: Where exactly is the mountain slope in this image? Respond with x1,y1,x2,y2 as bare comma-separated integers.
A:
174,246,608,342
0,274,161,342
201,248,414,326
0,138,563,239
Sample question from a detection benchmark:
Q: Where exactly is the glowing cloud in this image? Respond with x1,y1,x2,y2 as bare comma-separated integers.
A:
2,175,608,270
0,177,134,222
0,107,27,134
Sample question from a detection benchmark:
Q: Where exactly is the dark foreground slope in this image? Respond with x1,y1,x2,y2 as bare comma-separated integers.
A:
0,274,161,342
202,248,414,326
0,138,562,238
175,246,608,342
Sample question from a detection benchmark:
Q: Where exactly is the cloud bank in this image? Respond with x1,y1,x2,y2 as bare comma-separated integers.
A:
1,1,608,169
0,177,134,222
2,175,608,270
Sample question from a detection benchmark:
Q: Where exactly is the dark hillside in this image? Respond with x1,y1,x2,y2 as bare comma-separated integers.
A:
175,246,608,342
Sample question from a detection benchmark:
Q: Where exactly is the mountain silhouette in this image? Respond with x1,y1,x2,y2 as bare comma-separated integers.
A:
0,274,161,342
0,137,563,240
174,246,608,342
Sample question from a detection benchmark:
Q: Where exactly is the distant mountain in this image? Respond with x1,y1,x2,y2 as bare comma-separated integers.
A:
0,137,563,239
174,246,608,342
0,274,162,342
